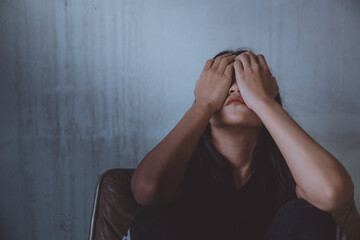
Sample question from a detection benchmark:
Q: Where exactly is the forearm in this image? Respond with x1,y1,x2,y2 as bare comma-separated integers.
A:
253,98,354,211
131,102,214,206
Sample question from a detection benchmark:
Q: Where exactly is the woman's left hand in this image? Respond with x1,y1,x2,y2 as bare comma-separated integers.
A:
233,51,279,110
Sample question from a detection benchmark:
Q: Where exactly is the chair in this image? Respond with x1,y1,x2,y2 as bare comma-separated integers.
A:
89,168,141,240
89,168,360,240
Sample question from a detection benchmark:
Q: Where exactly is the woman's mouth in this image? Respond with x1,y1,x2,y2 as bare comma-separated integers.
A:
228,100,245,105
225,94,245,106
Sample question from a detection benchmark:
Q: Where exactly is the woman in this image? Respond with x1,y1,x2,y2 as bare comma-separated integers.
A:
129,48,354,240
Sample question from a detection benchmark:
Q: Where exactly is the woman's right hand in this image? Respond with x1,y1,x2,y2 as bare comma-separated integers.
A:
194,53,236,113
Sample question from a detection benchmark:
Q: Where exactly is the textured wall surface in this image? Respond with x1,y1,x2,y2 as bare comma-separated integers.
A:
1,0,359,239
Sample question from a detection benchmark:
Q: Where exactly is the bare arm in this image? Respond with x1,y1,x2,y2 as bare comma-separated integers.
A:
131,53,236,206
131,102,213,206
253,98,354,212
234,51,354,213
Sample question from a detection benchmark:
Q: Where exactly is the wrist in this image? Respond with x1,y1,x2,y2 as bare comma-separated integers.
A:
192,101,215,117
251,97,279,114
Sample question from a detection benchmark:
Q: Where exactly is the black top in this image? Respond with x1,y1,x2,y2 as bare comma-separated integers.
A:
173,153,295,240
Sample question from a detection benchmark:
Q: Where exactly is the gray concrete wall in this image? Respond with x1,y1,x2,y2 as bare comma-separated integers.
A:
1,0,359,239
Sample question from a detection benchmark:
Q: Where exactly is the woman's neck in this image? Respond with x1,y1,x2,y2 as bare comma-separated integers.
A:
210,125,260,187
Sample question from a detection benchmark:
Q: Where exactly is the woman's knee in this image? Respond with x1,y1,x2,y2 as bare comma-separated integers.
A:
265,198,337,240
283,198,336,226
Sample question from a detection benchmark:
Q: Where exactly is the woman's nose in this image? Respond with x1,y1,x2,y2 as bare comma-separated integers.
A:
229,82,240,94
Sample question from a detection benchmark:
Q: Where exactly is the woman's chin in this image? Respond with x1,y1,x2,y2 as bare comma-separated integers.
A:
223,107,252,119
214,109,262,127
210,105,259,126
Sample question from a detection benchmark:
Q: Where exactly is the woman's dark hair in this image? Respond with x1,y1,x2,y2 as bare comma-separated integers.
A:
184,48,297,209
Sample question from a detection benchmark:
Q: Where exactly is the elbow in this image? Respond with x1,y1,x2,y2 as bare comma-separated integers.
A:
131,175,182,207
322,179,354,212
131,175,159,206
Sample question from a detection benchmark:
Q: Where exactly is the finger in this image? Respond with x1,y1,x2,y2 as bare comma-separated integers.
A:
257,54,269,71
224,62,234,80
237,53,251,71
233,60,244,80
234,59,244,71
245,51,259,68
203,59,214,71
218,55,236,73
270,76,279,98
212,53,232,70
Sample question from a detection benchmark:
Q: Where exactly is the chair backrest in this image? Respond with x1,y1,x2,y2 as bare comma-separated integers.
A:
89,168,142,240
